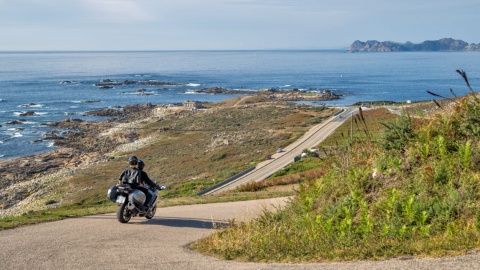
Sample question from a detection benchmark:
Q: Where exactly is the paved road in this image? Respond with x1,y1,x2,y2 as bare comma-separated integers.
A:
203,107,358,195
1,197,479,270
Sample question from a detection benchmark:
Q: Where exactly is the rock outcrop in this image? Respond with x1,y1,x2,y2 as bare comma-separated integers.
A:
194,88,341,101
349,38,480,52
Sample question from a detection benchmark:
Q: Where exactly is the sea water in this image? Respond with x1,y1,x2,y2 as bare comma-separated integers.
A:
1,50,479,159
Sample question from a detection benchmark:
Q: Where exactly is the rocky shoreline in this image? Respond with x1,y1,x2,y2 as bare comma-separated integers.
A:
195,87,341,101
0,103,159,214
93,79,184,89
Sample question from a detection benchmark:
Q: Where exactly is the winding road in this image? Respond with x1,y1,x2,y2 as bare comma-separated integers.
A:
203,107,357,195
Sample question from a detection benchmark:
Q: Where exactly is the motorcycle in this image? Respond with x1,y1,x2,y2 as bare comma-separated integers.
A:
107,183,166,223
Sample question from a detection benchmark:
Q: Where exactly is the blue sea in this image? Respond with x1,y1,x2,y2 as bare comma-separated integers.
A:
1,50,479,159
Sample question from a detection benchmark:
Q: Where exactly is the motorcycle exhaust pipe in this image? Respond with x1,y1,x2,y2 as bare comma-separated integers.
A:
127,202,141,215
127,202,136,210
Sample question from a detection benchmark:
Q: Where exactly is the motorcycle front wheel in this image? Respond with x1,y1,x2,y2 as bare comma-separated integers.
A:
117,202,132,223
146,204,156,219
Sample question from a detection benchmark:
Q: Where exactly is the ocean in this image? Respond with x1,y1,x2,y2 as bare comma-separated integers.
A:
1,50,479,159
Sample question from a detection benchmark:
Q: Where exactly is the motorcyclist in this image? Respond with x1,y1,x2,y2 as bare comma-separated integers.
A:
118,155,139,185
118,156,159,208
136,160,158,207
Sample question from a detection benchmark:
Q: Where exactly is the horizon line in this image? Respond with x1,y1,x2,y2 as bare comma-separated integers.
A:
0,48,349,53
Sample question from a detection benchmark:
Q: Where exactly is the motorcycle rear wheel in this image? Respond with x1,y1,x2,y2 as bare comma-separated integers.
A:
117,202,132,223
146,204,156,219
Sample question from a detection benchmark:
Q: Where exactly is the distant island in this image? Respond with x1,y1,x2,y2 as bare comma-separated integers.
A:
349,38,480,52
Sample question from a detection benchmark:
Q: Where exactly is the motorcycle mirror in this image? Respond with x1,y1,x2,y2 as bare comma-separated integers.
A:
160,185,167,190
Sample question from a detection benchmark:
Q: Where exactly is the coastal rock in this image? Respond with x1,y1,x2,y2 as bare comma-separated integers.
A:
194,87,340,101
19,103,40,107
60,118,84,124
0,148,105,211
139,80,183,86
95,79,184,89
349,38,479,52
19,111,39,117
44,118,85,127
81,100,101,103
5,120,24,125
84,108,123,117
196,87,232,94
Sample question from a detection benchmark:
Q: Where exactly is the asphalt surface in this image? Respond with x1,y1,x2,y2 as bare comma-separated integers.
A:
204,107,358,195
2,197,480,270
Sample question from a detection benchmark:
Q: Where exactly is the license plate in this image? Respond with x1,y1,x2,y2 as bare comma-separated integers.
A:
116,196,125,204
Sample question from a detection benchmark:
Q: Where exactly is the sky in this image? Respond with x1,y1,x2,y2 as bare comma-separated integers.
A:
0,0,479,51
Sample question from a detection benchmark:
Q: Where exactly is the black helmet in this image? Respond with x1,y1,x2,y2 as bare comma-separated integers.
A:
137,160,145,170
128,155,138,165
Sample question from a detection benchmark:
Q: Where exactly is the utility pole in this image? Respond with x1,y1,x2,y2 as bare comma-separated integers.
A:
350,111,353,144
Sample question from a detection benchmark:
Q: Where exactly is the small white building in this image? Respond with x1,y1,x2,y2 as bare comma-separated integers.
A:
183,100,203,109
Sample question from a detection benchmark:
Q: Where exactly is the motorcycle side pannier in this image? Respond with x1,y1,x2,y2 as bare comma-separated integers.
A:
129,190,146,206
107,186,117,202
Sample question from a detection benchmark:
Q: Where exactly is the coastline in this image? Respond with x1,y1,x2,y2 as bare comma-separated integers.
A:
0,102,160,216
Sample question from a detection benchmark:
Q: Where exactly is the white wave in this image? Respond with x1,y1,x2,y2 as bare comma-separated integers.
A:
0,99,3,102
0,154,4,158
47,141,55,147
0,141,3,144
184,90,197,94
22,121,37,125
134,74,151,77
70,100,100,104
12,132,23,138
280,85,292,88
186,83,201,87
13,111,47,117
18,103,44,108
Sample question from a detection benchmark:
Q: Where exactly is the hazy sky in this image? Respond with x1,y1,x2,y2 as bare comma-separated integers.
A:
0,0,478,51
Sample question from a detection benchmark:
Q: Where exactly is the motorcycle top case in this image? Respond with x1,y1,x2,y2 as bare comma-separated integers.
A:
107,186,117,202
129,189,146,206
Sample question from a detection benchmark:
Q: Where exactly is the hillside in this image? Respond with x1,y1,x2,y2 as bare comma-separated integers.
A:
349,38,480,52
193,72,480,262
0,97,338,223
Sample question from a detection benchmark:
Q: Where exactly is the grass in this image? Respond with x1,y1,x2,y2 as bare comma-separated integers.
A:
192,73,480,262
